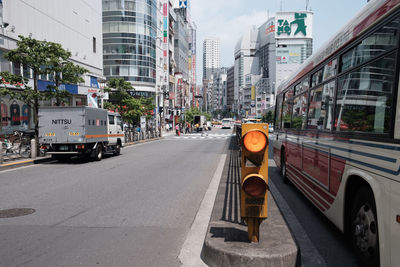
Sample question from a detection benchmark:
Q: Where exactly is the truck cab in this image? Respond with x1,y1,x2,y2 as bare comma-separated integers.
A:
107,111,125,148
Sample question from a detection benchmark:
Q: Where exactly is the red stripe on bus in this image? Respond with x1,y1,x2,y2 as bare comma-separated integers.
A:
354,0,400,36
287,164,333,209
287,170,327,212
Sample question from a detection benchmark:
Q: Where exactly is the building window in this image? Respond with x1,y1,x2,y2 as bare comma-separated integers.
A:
92,37,97,53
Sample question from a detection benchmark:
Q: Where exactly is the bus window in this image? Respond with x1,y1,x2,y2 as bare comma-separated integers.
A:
341,17,399,72
323,59,337,81
282,90,293,129
311,69,324,88
275,95,283,129
335,54,395,133
292,92,308,129
307,81,335,130
301,77,310,93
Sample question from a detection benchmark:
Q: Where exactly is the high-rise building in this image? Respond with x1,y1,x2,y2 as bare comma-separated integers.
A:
102,0,158,97
210,68,227,112
174,7,189,111
203,38,220,81
0,0,103,135
234,11,313,117
234,27,258,116
226,66,235,112
188,22,197,108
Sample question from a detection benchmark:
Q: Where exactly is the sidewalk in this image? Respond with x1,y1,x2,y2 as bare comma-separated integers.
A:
0,135,166,172
201,137,298,266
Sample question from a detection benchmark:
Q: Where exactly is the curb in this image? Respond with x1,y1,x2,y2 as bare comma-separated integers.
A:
0,156,54,171
201,138,298,267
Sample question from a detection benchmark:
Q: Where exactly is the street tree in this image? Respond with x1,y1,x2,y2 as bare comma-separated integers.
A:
104,78,155,126
1,35,88,155
46,60,88,106
262,111,274,124
183,107,212,123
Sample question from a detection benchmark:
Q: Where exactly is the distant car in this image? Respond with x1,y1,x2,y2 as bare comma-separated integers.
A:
268,125,274,133
221,118,233,129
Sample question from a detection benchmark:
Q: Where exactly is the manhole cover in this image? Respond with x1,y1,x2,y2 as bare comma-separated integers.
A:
0,208,36,218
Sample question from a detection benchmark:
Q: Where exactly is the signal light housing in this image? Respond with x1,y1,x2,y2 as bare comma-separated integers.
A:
243,130,267,153
242,174,268,197
240,123,269,242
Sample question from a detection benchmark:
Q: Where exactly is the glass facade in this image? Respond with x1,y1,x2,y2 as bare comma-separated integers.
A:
102,0,157,84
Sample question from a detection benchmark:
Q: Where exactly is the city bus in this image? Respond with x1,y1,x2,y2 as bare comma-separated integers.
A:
273,0,400,266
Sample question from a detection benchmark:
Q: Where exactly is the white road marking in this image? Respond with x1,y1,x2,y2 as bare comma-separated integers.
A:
0,164,36,174
178,154,227,267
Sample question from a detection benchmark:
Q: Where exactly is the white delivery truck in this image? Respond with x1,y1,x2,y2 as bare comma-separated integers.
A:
194,115,205,132
39,106,125,161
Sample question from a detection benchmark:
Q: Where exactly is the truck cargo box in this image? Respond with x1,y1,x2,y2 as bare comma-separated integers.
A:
39,106,108,144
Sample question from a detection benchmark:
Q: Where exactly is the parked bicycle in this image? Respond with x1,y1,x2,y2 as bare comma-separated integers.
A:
13,130,31,158
1,131,31,158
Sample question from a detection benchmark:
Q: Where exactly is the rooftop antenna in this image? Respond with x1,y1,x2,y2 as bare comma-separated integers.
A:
306,0,309,10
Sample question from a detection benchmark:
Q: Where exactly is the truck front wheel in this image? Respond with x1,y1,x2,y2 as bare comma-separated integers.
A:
113,142,121,156
94,144,103,161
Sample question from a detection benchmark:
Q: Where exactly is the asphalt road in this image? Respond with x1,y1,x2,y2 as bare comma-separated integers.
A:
0,128,232,267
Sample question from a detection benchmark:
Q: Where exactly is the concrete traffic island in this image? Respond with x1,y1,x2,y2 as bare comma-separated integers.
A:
201,138,298,267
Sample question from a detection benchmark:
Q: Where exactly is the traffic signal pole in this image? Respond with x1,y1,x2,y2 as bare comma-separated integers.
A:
246,218,262,242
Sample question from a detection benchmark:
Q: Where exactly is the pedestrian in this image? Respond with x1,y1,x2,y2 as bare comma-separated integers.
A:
165,123,170,131
185,122,190,134
175,124,179,136
202,123,208,136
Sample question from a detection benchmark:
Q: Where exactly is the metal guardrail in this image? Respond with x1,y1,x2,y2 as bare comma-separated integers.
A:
235,124,242,144
124,128,160,143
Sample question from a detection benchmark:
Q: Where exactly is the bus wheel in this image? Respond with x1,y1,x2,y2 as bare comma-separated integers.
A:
281,148,288,184
350,186,380,267
94,144,103,161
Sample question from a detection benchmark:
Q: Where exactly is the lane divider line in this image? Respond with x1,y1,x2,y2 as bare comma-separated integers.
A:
178,153,227,267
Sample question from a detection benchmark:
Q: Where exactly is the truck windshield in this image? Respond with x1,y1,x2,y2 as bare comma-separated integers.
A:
116,116,122,128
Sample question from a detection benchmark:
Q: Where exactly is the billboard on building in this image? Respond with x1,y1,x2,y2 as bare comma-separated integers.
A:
275,11,313,39
265,20,275,35
179,0,187,8
276,45,302,65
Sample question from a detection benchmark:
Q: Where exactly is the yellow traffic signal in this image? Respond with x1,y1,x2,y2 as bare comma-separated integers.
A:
241,123,269,242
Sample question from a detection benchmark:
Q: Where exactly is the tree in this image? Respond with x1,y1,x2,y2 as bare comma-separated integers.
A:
1,35,88,156
46,60,88,106
104,78,155,126
182,107,212,124
262,111,274,124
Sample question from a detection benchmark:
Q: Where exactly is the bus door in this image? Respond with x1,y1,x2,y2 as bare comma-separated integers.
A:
303,83,335,189
287,92,308,171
